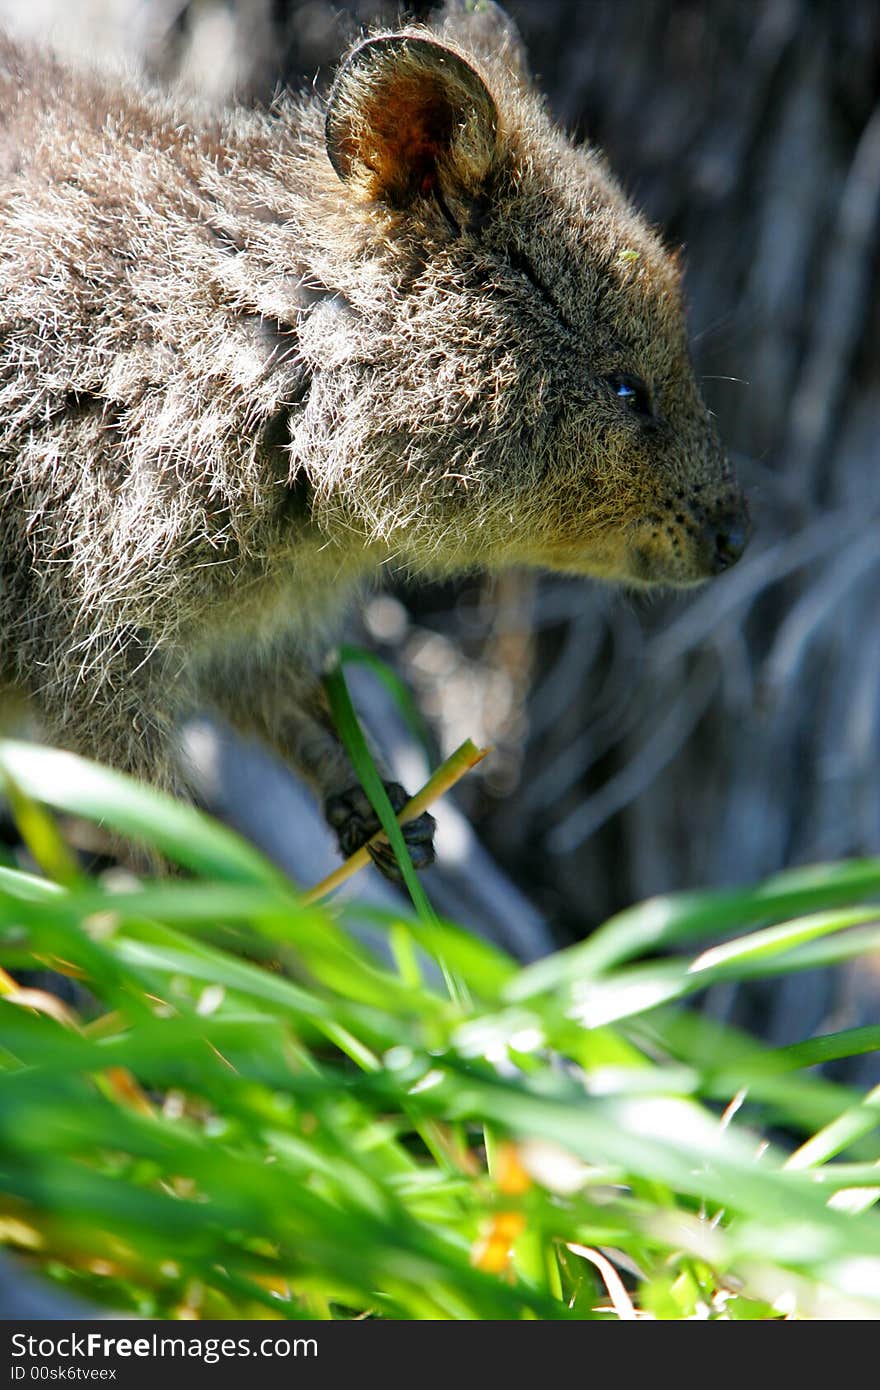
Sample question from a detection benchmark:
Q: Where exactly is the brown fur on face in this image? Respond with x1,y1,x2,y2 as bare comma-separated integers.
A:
0,3,748,869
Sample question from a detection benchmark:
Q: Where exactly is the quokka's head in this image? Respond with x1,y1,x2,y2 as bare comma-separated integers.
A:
299,2,748,587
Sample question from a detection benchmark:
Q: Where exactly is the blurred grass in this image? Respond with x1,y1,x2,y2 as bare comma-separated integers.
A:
1,735,880,1318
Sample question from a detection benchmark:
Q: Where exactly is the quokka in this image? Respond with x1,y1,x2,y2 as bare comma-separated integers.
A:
0,1,748,878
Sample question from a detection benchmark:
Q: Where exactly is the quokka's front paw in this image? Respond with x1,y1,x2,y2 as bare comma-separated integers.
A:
324,781,436,883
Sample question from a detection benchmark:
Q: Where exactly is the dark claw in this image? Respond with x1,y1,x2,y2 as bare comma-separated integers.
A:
324,781,436,883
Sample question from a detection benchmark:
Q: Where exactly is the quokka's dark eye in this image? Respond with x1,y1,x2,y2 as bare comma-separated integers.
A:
606,373,653,419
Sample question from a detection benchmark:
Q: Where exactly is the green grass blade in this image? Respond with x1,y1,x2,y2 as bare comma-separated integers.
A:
510,859,880,998
0,740,286,886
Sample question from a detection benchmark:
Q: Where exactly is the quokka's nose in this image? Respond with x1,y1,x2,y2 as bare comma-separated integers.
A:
702,503,750,574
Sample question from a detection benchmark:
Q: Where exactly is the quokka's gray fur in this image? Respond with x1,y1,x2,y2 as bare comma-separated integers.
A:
0,1,748,877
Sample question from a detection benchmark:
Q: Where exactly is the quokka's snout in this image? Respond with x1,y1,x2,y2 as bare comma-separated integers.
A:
624,480,751,587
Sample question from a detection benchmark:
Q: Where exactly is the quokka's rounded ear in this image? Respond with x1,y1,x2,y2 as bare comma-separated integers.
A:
325,35,499,208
